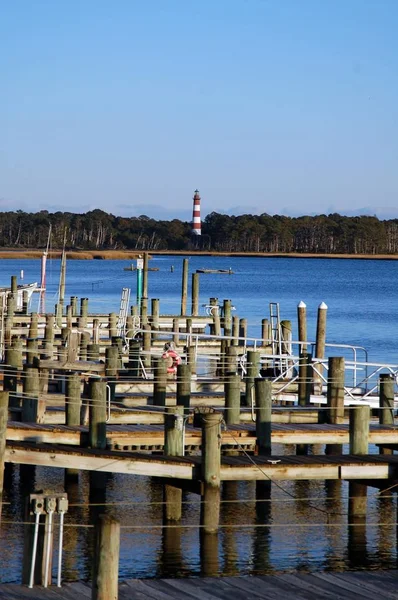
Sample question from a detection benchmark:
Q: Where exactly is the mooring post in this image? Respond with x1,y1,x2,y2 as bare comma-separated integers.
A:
29,312,39,340
22,290,29,315
280,320,292,356
4,337,23,408
0,391,9,522
66,305,73,329
105,346,118,403
232,315,239,346
222,299,232,339
181,258,189,316
314,302,327,395
213,311,221,337
66,373,82,480
297,301,307,353
164,405,184,521
245,350,260,407
186,345,196,377
89,379,107,449
79,331,90,361
143,327,151,369
261,318,270,347
108,313,117,339
255,378,272,455
87,343,100,362
26,337,39,367
55,302,63,329
92,318,100,344
176,363,191,415
224,372,241,425
379,374,394,455
224,345,238,376
151,298,159,333
128,339,141,377
22,366,43,423
349,405,370,517
80,298,88,328
92,515,120,600
239,318,247,347
327,357,345,425
298,352,312,407
153,357,167,406
191,273,199,316
70,296,78,317
200,412,222,534
172,318,180,347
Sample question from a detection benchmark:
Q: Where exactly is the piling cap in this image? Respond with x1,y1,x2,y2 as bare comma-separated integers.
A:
298,301,306,308
318,302,328,310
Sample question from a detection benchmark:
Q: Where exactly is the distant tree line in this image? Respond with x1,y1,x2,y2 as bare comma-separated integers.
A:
0,208,398,254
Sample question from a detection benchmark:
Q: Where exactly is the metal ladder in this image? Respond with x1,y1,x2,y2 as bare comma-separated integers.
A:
117,287,131,337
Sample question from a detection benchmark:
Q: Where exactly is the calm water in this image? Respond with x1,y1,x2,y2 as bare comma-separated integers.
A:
1,255,398,582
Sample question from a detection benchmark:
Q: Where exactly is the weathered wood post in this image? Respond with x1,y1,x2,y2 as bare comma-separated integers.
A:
92,515,120,600
55,302,63,328
143,327,151,369
79,331,90,361
224,345,238,376
164,406,184,521
87,343,100,362
108,313,117,339
153,357,167,406
22,290,29,315
66,373,81,480
245,350,260,407
191,273,199,316
239,318,247,347
128,339,141,377
327,357,345,425
0,391,9,522
232,315,240,346
314,302,327,395
66,305,73,329
93,318,100,344
151,298,159,334
172,318,180,347
29,312,39,340
379,374,394,455
255,378,272,455
105,346,118,403
297,301,307,353
224,372,241,425
89,379,108,493
349,405,370,517
213,310,221,337
186,345,196,377
261,318,270,346
222,299,232,339
280,319,292,356
70,296,78,316
176,363,191,415
181,258,189,316
80,298,88,328
22,366,43,423
200,412,222,533
4,337,23,408
298,352,312,407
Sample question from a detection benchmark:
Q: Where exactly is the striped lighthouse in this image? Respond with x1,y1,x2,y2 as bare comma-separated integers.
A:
191,189,201,236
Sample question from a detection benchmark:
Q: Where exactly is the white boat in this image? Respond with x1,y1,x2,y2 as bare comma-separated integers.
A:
0,282,38,310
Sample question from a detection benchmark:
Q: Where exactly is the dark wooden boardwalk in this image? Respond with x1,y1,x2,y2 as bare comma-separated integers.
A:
2,571,398,599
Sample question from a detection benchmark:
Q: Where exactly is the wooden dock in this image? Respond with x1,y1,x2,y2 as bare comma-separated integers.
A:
2,571,398,599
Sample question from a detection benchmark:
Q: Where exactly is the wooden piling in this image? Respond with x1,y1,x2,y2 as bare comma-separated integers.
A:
239,318,247,346
151,299,159,332
186,345,196,376
108,313,117,339
261,319,270,346
128,339,141,377
0,391,9,522
93,318,100,344
327,357,345,424
379,374,394,455
4,337,23,408
92,515,120,600
245,350,260,407
223,299,232,338
314,302,327,395
176,364,191,415
70,296,78,316
80,298,88,327
255,378,272,455
29,312,39,340
191,273,199,316
232,315,240,346
280,319,292,355
200,412,222,534
164,406,184,521
172,318,180,347
22,366,43,423
297,301,307,352
181,258,189,316
224,373,241,425
153,357,167,406
26,338,39,367
143,328,151,369
89,379,107,450
22,290,29,315
87,343,100,361
143,252,149,300
225,345,238,375
298,352,312,407
349,405,370,517
66,374,81,479
105,346,118,402
79,331,90,361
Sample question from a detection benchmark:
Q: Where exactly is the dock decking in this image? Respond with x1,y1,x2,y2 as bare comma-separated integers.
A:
2,571,398,599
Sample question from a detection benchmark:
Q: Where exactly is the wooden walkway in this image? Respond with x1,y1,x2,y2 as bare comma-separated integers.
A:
5,421,398,452
5,441,398,481
2,571,398,599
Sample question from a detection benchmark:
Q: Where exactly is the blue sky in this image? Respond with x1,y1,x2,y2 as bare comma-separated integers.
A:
1,0,397,220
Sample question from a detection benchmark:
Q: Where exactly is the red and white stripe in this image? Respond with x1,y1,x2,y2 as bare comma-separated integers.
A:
191,189,201,236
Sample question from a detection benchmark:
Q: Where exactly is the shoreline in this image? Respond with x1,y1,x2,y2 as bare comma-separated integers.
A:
0,249,397,260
